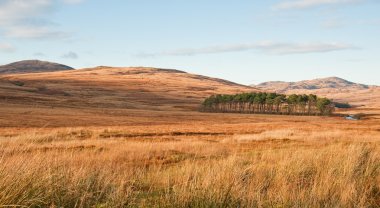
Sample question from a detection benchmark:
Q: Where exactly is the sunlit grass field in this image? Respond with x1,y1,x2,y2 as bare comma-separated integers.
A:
1,115,379,207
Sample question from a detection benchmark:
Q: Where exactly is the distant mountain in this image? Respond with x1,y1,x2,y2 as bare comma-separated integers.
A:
252,77,380,107
253,77,370,93
0,60,74,75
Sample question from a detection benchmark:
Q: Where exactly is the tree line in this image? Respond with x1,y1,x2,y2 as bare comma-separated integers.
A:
200,92,334,116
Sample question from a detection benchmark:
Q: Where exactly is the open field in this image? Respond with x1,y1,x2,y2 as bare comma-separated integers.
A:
1,68,380,207
1,112,380,207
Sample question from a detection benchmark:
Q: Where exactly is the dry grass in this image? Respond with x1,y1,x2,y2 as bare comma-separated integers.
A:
1,67,380,207
0,124,379,207
0,67,255,114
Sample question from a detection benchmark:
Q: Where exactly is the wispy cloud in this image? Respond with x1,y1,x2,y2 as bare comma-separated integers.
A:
321,18,380,29
322,19,345,29
62,51,79,59
273,0,363,10
0,0,83,39
0,42,15,53
33,52,46,57
62,0,85,4
136,41,356,57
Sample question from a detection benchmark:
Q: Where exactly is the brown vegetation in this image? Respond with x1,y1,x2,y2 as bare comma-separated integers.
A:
0,117,379,207
0,67,254,114
0,103,379,207
0,67,380,207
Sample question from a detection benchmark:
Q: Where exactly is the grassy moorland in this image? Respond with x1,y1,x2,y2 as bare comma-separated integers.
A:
0,67,379,207
0,113,379,207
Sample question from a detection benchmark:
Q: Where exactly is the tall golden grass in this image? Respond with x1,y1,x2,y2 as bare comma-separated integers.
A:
0,128,379,207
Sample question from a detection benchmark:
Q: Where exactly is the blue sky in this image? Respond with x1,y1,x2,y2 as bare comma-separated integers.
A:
0,0,379,85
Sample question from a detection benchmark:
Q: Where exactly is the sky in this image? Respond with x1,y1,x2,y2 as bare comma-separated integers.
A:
0,0,379,85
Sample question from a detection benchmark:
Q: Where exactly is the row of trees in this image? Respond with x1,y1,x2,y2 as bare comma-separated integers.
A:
201,92,334,116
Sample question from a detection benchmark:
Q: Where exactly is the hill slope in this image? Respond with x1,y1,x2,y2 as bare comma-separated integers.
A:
0,66,255,111
0,60,74,74
253,77,380,107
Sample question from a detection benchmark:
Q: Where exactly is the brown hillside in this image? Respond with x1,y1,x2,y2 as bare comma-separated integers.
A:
0,66,255,111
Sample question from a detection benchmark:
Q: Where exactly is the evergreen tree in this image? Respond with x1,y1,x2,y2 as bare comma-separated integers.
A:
201,92,334,116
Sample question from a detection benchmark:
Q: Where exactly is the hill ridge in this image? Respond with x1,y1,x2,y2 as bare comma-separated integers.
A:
254,76,371,92
0,60,74,75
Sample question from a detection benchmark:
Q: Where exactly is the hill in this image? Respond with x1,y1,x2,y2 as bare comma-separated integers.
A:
253,77,380,107
254,77,370,92
0,60,74,74
0,66,257,127
0,66,255,110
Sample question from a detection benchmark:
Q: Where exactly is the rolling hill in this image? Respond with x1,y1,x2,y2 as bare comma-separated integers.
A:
1,60,379,127
253,77,380,107
0,60,74,74
0,65,256,111
0,65,258,127
254,77,370,92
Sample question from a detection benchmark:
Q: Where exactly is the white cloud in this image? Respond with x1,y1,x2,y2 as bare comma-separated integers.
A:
0,42,15,53
259,42,356,54
136,41,356,57
62,51,79,59
62,0,85,4
321,18,380,29
273,0,363,10
4,25,68,39
0,0,83,39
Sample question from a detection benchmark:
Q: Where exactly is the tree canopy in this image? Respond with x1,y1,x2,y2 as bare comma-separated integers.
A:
201,92,334,116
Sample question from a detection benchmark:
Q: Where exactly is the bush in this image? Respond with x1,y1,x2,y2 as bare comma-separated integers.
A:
334,102,352,109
